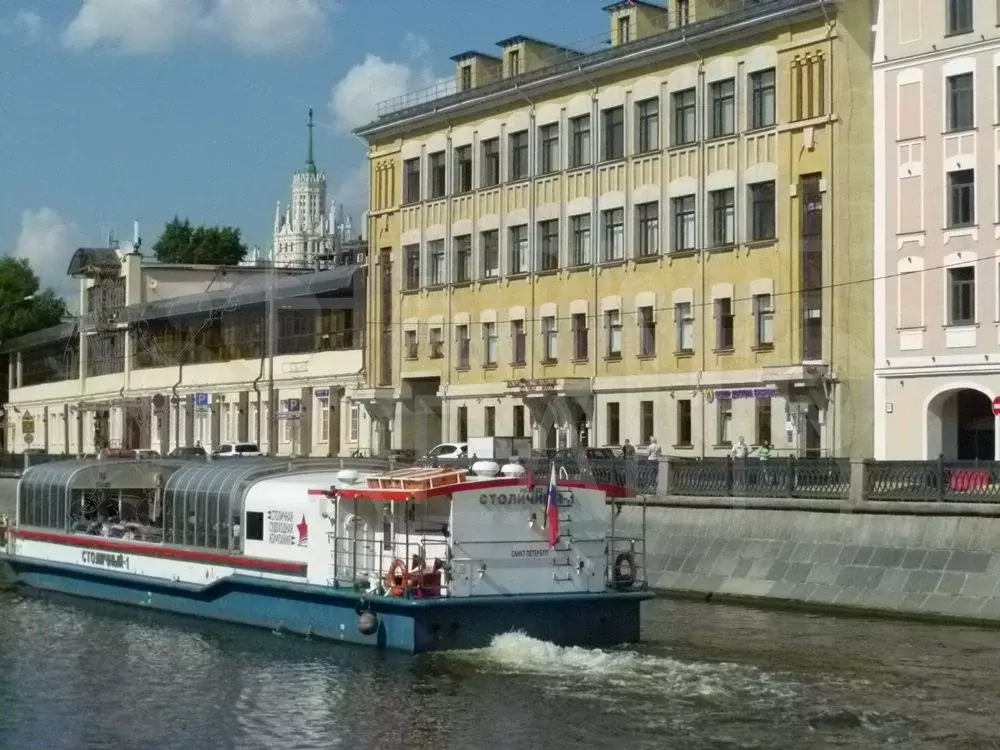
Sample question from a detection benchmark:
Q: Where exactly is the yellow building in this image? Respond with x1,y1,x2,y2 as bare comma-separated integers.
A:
354,0,874,459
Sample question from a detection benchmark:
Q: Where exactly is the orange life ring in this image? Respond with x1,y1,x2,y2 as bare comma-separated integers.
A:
386,559,408,596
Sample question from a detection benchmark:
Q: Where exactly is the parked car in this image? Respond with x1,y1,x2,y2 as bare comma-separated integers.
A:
99,448,137,460
424,443,468,462
169,445,207,458
134,448,159,459
550,447,623,482
211,443,263,458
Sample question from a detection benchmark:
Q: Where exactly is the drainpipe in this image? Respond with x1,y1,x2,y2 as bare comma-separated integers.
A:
171,362,183,449
697,60,707,459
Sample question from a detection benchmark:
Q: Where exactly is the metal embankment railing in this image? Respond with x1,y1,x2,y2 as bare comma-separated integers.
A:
666,457,851,500
863,459,1000,503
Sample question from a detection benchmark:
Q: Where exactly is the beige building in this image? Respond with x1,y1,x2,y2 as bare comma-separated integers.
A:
874,0,1000,460
4,242,365,457
355,0,874,459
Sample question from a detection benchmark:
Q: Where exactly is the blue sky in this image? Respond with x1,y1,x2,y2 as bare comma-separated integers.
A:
0,0,607,297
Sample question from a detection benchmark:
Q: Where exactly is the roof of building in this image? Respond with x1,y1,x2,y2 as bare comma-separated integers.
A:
66,248,121,277
2,321,77,353
2,265,362,354
450,50,503,62
495,34,582,54
601,0,668,12
357,0,829,138
119,264,361,324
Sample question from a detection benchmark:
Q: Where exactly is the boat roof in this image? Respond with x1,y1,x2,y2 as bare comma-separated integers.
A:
325,467,629,503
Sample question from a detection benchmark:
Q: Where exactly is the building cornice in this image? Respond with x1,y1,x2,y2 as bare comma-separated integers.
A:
874,35,1000,71
355,0,835,141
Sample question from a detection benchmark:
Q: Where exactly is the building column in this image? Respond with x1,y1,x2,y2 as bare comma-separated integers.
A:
155,396,170,455
237,391,249,442
209,396,222,448
328,387,342,457
183,395,195,447
42,406,49,453
62,405,70,455
298,387,313,457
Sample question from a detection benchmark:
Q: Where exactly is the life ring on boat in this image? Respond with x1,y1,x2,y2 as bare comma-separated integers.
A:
612,552,637,590
386,559,409,597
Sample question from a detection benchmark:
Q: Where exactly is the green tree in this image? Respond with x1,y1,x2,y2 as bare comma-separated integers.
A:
0,257,68,342
152,216,248,265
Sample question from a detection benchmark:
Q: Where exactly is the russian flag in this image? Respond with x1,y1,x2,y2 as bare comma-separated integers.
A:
546,462,560,548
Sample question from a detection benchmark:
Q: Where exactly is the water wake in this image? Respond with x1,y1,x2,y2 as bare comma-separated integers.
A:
450,631,801,705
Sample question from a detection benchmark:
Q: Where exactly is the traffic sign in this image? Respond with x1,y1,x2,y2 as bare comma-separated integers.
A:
993,396,1000,416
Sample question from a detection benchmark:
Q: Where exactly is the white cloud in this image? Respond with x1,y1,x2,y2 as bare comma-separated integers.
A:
13,208,77,297
61,0,333,55
330,162,369,225
328,54,440,132
62,0,202,54
0,10,44,42
208,0,330,54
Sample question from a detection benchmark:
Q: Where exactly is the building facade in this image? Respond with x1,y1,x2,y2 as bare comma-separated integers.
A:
354,0,875,458
5,246,366,458
874,0,1000,460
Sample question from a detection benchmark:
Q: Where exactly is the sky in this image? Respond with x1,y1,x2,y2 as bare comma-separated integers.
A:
0,0,608,299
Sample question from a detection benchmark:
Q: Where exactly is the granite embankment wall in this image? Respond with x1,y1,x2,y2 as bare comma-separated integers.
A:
617,499,1000,623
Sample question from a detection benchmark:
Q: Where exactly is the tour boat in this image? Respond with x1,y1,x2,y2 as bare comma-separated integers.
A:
0,458,651,653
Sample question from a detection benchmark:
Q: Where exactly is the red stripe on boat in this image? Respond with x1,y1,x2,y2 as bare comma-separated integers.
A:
12,529,307,575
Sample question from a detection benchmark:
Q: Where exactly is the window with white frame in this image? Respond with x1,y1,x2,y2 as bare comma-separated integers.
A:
483,322,498,366
671,88,696,145
429,240,446,285
569,114,591,168
317,395,330,443
509,130,529,180
947,266,976,325
481,230,499,278
539,123,559,174
716,395,733,446
538,219,559,271
454,234,472,283
636,97,659,153
481,138,500,187
715,297,734,350
509,224,528,274
404,329,418,359
429,151,446,199
946,0,973,35
511,319,526,364
710,78,735,137
638,306,656,357
484,406,496,437
454,145,473,193
404,244,420,290
749,68,776,129
570,214,592,265
601,106,625,160
542,316,558,361
709,188,735,247
601,208,624,262
753,293,775,347
605,309,622,358
947,169,975,227
749,181,776,241
946,73,974,131
349,403,360,442
636,202,659,257
671,195,696,252
675,302,694,352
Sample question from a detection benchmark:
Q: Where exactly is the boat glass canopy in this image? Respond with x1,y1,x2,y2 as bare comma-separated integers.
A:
161,460,291,550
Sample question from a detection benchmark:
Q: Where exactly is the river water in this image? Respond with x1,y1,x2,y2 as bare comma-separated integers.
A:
1,591,998,750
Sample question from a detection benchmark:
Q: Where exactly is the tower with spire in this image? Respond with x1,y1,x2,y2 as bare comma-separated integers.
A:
272,108,329,267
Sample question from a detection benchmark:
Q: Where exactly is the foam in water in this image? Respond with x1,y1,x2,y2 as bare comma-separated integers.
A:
450,631,802,705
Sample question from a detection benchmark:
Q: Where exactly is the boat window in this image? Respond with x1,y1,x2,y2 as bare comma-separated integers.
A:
245,511,264,541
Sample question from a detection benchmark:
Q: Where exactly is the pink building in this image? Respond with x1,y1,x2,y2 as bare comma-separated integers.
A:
875,0,1000,460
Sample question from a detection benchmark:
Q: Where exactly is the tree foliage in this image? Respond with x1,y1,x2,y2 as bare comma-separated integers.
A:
152,216,248,265
0,257,68,343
